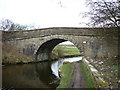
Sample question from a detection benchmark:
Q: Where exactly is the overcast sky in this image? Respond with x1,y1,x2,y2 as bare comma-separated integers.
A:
0,0,90,28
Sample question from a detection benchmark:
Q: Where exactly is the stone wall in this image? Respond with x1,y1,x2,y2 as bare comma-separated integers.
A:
2,27,119,62
84,36,118,58
2,27,117,41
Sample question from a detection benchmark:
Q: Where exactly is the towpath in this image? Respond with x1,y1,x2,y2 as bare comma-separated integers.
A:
69,62,87,88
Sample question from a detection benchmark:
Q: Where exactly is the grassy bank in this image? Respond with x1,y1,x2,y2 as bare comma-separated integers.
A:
2,44,33,64
51,45,80,60
80,61,96,88
86,57,119,88
57,63,74,88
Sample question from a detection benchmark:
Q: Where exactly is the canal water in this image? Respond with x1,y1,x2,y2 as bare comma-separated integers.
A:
2,56,82,88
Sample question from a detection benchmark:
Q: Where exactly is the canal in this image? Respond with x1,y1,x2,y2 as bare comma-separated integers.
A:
2,56,82,88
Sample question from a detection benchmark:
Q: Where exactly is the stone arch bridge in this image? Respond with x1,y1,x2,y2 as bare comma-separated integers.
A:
2,27,118,62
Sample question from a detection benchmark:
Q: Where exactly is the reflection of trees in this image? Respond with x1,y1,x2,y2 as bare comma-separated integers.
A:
3,63,60,88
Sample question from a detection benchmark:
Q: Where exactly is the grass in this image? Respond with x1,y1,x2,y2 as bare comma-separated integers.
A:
91,58,119,88
59,46,80,56
57,63,74,88
80,62,96,88
57,61,96,88
53,45,80,88
2,43,33,64
51,45,80,59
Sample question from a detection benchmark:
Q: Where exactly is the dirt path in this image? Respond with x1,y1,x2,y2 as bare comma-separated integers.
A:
69,62,87,88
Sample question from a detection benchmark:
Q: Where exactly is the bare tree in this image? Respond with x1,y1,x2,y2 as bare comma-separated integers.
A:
83,0,120,27
0,19,28,31
0,19,14,30
0,18,40,31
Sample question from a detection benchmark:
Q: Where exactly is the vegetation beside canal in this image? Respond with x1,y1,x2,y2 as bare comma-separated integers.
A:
57,61,96,88
51,45,80,60
57,63,74,88
86,57,119,88
80,61,96,88
2,44,33,64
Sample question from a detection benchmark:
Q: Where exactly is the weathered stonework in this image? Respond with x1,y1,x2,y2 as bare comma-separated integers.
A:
2,27,119,62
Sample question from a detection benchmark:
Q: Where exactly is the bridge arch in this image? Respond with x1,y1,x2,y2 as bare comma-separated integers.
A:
2,27,118,63
35,38,81,61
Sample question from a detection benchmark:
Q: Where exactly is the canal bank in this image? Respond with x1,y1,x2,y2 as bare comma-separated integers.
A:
2,43,97,88
2,43,34,65
2,56,84,88
2,43,104,88
56,56,97,88
84,56,119,89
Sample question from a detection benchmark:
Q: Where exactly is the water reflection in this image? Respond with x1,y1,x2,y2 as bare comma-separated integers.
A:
36,61,60,88
2,56,82,88
51,56,82,79
2,62,60,88
51,59,64,78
